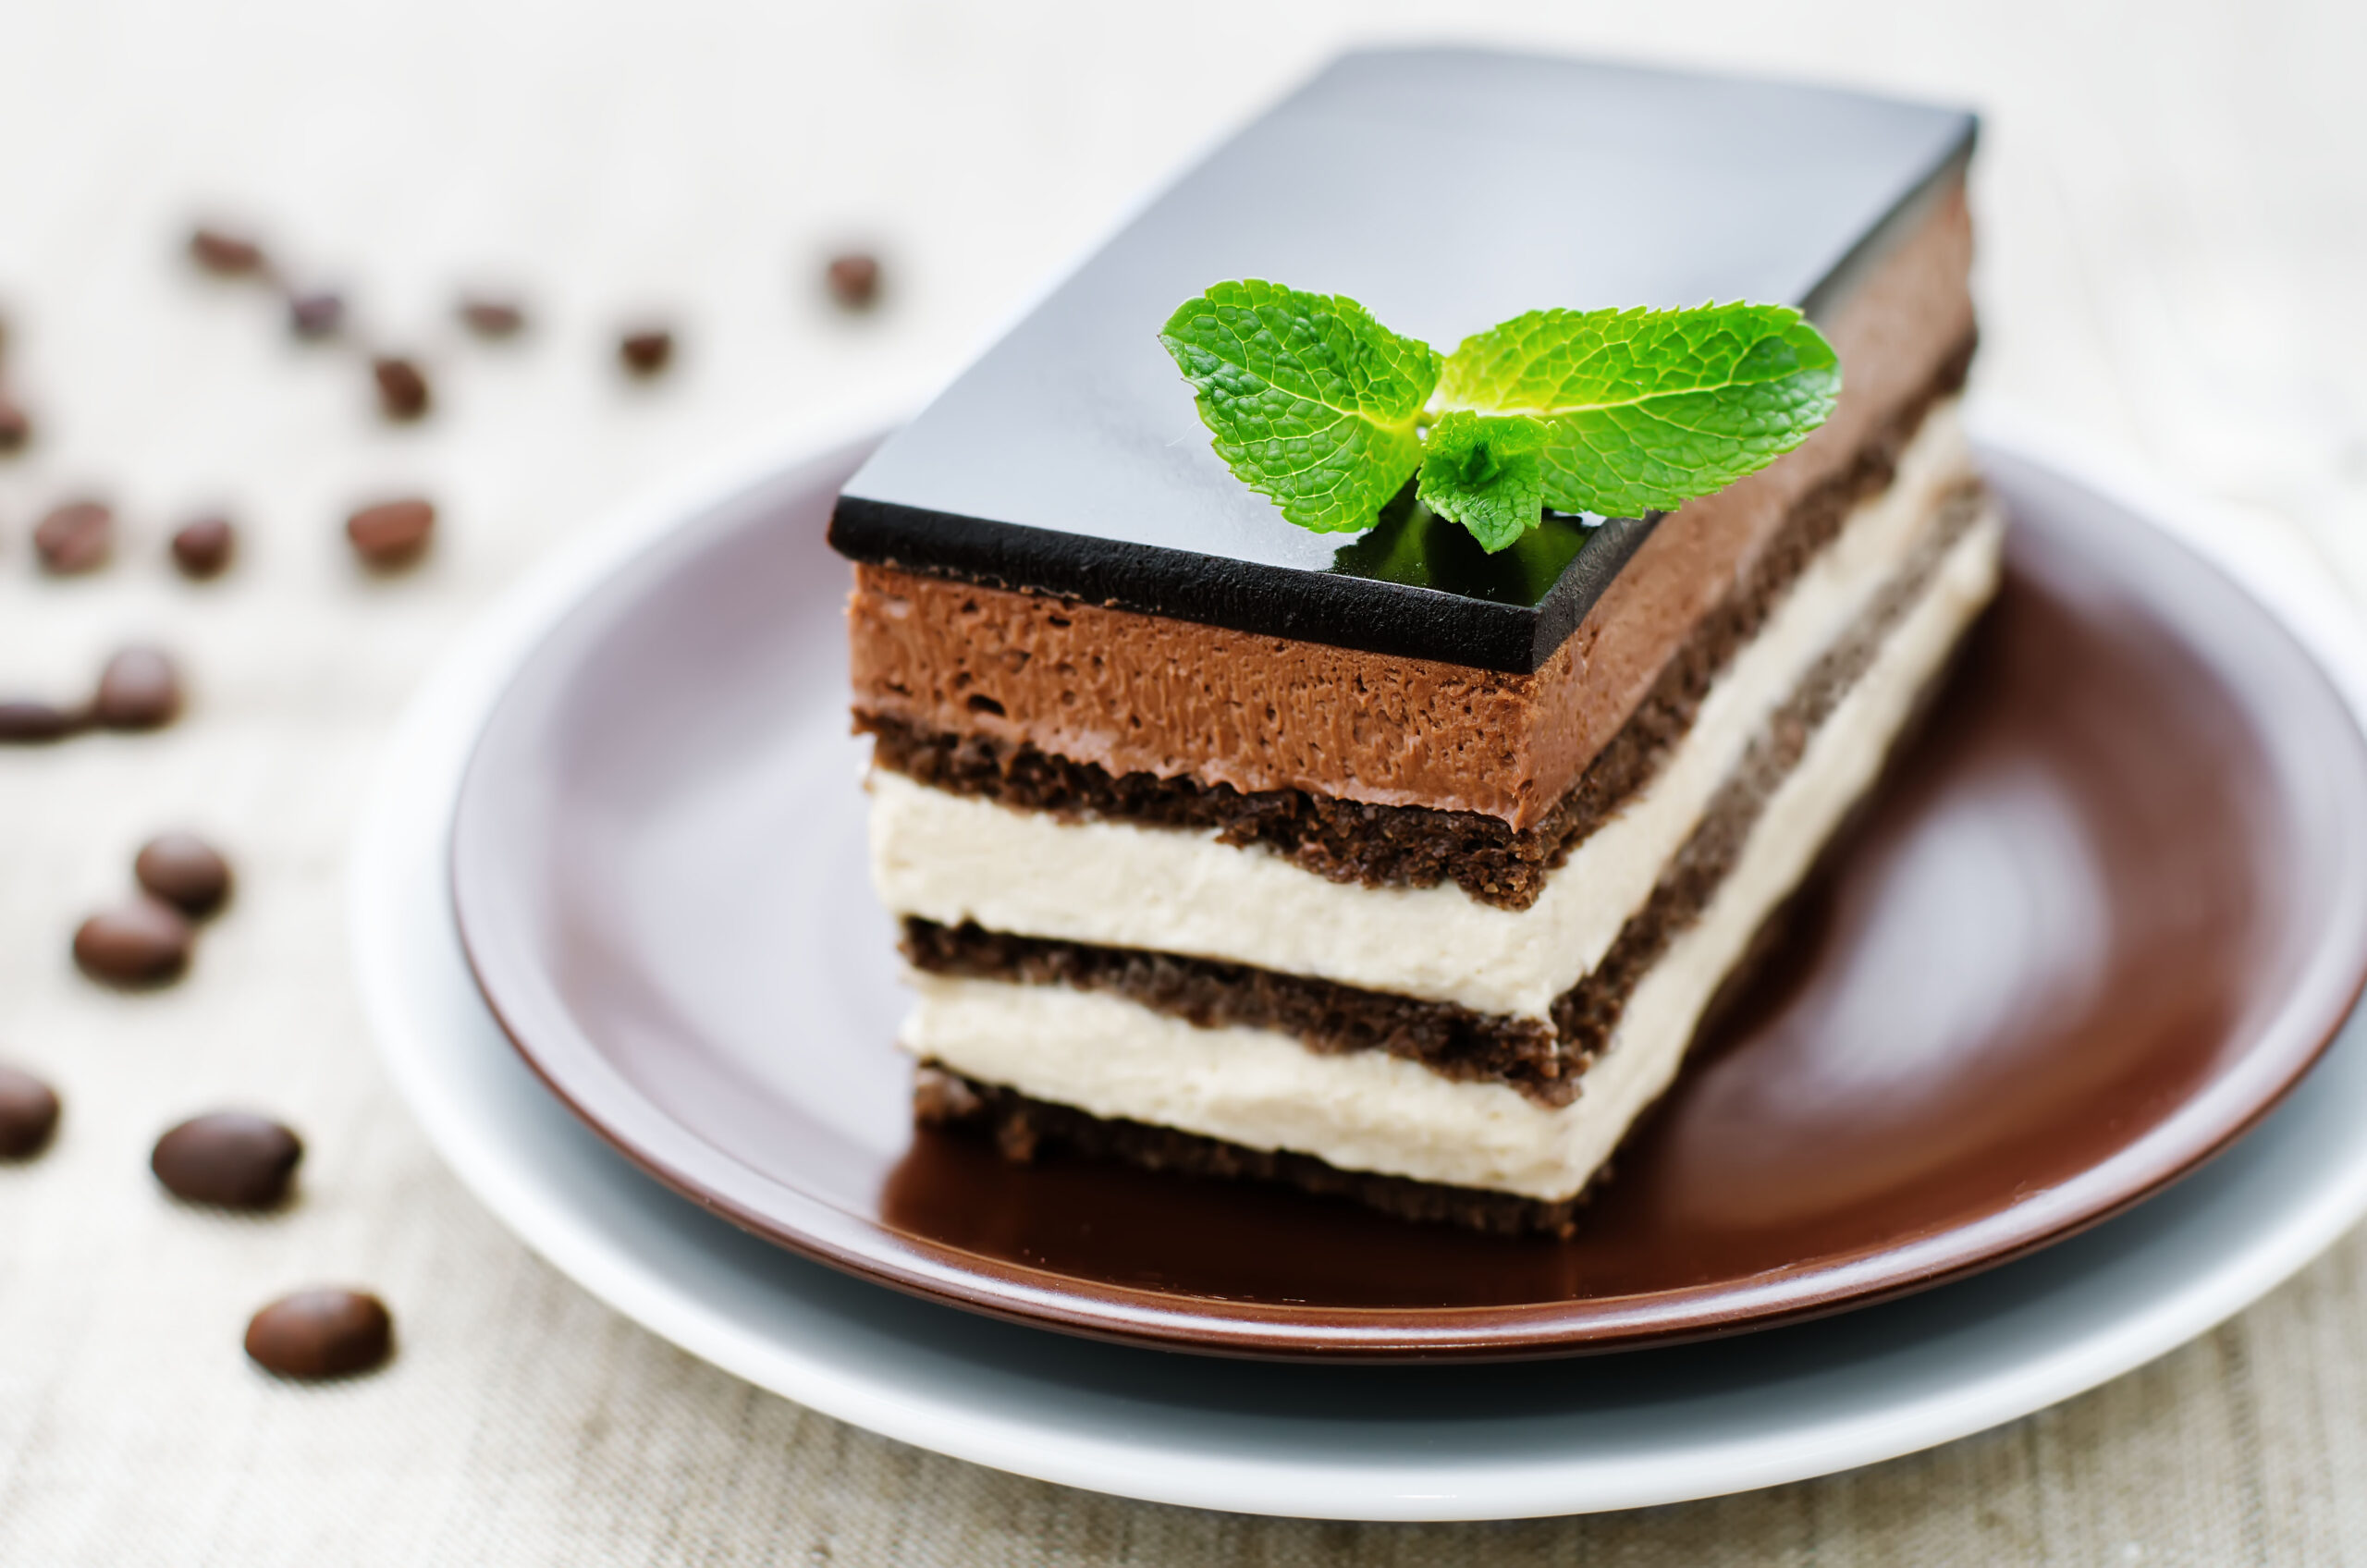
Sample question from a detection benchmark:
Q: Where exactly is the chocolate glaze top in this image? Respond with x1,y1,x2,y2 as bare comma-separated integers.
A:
830,47,1975,673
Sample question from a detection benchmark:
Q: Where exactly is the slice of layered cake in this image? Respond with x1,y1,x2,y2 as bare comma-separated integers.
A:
829,48,1997,1234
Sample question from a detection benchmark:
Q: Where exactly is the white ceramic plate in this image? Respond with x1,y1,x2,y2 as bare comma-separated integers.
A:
350,410,2367,1521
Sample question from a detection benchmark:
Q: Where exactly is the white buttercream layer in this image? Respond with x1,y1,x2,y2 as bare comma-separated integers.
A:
872,403,1977,1021
899,512,2005,1199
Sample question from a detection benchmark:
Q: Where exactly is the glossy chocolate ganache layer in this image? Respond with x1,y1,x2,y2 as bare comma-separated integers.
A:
847,180,1976,830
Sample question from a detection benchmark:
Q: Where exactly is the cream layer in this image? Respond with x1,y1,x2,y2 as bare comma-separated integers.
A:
897,512,2005,1199
871,403,1975,1022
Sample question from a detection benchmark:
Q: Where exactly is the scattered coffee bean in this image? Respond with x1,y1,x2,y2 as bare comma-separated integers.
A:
72,897,194,987
0,699,88,743
245,1288,394,1379
170,515,236,579
32,499,114,575
0,1065,60,1160
345,497,435,570
372,356,432,421
618,327,674,377
190,227,269,278
93,645,183,730
458,295,525,338
134,831,233,917
825,251,881,310
153,1111,301,1208
288,289,345,340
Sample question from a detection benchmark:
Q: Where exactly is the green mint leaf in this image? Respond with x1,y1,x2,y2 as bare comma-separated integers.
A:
1159,280,1441,533
1417,411,1547,553
1437,303,1839,519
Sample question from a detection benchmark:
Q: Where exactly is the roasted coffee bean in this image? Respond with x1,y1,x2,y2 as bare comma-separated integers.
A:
153,1111,301,1208
288,289,345,339
372,356,432,421
0,699,87,743
190,227,268,277
457,295,525,338
72,897,194,986
0,396,31,453
0,1065,60,1159
825,251,881,309
618,327,673,376
134,831,233,917
93,645,183,730
245,1289,393,1379
32,499,113,575
346,497,435,570
170,515,235,579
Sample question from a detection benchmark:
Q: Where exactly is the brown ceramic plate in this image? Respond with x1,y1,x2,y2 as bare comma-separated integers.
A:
450,434,2367,1360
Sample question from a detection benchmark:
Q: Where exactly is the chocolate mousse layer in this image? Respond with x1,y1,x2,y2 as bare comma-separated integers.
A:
849,182,1976,830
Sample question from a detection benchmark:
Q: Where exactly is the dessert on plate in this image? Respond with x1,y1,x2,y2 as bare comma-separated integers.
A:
828,47,1997,1234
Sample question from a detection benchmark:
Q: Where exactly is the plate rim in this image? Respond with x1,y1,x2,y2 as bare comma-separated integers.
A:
350,403,2367,1517
439,404,2367,1358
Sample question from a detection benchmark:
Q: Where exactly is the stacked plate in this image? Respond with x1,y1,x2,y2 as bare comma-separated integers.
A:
351,414,2367,1520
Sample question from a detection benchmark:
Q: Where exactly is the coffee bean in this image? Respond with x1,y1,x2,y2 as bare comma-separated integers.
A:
32,499,113,575
345,497,435,570
0,396,31,453
245,1289,393,1379
93,645,183,730
0,1065,59,1159
825,251,881,310
372,356,432,421
153,1111,301,1208
0,700,87,743
458,295,525,338
135,831,233,917
618,327,673,377
288,289,345,340
190,227,268,277
170,515,235,579
72,897,194,987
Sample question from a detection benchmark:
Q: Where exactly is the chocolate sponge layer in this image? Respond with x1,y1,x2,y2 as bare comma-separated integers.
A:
904,917,1569,1096
914,1066,1594,1238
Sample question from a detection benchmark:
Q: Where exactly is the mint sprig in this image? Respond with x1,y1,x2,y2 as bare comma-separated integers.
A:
1440,304,1842,520
1159,286,1839,552
1416,411,1545,554
1158,281,1441,533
